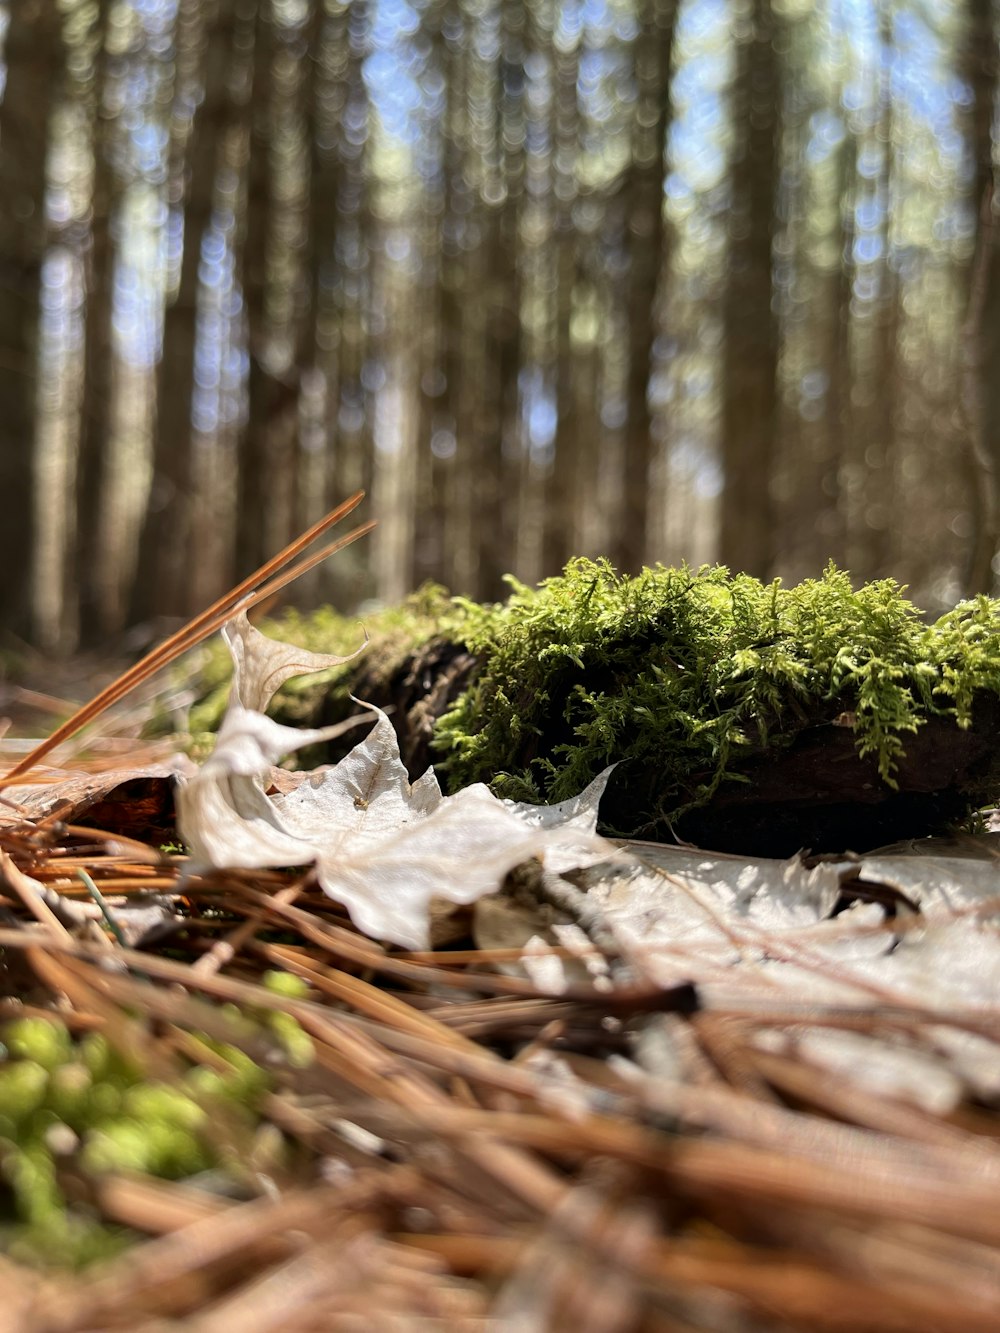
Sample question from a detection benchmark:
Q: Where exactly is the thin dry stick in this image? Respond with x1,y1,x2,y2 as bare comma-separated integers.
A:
1,493,371,786
0,851,75,940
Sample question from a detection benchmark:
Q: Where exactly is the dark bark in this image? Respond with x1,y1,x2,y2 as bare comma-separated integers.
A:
437,0,474,593
856,4,898,580
235,2,319,579
961,0,1000,593
820,130,856,570
719,0,781,578
412,0,455,590
476,14,524,599
131,0,235,622
75,0,116,644
320,0,373,603
0,0,63,641
541,28,582,578
235,1,280,581
613,0,678,575
671,698,1000,857
290,1,344,604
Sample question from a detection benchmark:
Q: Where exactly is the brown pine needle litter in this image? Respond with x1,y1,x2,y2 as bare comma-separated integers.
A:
1,511,1000,1329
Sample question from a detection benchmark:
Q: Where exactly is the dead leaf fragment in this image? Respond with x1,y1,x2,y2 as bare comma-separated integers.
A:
176,621,613,948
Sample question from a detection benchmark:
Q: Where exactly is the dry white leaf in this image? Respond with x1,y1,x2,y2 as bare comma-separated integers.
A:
578,837,1000,1112
177,705,360,869
224,610,367,712
578,843,844,985
176,621,613,949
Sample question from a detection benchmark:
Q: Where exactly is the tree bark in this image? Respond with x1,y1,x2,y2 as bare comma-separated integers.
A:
131,0,235,623
719,0,781,578
960,0,1000,593
75,0,116,644
614,0,678,575
0,0,63,641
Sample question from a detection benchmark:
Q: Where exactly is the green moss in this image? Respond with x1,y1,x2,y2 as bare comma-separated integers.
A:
162,559,1000,837
433,559,1000,825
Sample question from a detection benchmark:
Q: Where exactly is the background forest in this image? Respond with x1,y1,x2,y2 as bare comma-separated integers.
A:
0,0,997,652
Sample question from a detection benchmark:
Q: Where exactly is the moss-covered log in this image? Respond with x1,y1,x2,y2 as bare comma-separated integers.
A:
168,561,1000,857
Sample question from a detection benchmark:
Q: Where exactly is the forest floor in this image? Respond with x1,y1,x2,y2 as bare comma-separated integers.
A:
0,649,999,1333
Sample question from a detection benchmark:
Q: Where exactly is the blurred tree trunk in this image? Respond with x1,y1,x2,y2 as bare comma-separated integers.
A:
613,0,677,575
541,15,582,579
478,193,522,597
858,2,898,578
961,0,1000,593
75,0,115,644
822,130,856,570
719,0,781,578
294,0,345,603
236,2,317,579
131,0,234,622
328,0,373,600
542,227,578,578
439,2,475,592
0,1,62,641
235,0,279,580
411,1,448,588
476,0,525,598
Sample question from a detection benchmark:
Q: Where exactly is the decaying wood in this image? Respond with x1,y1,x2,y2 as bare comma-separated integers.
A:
341,638,1000,856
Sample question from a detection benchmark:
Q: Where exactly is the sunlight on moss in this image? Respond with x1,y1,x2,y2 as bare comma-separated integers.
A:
434,560,1000,821
164,561,1000,838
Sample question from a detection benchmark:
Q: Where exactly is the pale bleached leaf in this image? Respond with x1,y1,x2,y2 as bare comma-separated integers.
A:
579,843,844,985
224,610,367,713
177,705,370,870
504,768,616,833
850,850,1000,921
177,620,613,949
273,705,442,847
577,837,1000,1112
177,770,317,869
503,766,617,872
313,780,607,950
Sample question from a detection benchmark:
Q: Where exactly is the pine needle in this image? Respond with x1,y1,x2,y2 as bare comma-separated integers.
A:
0,493,373,786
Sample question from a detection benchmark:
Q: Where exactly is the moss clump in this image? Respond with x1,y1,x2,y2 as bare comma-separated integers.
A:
433,559,1000,829
162,559,1000,846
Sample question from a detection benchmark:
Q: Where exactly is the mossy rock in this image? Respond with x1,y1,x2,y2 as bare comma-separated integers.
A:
171,561,1000,857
